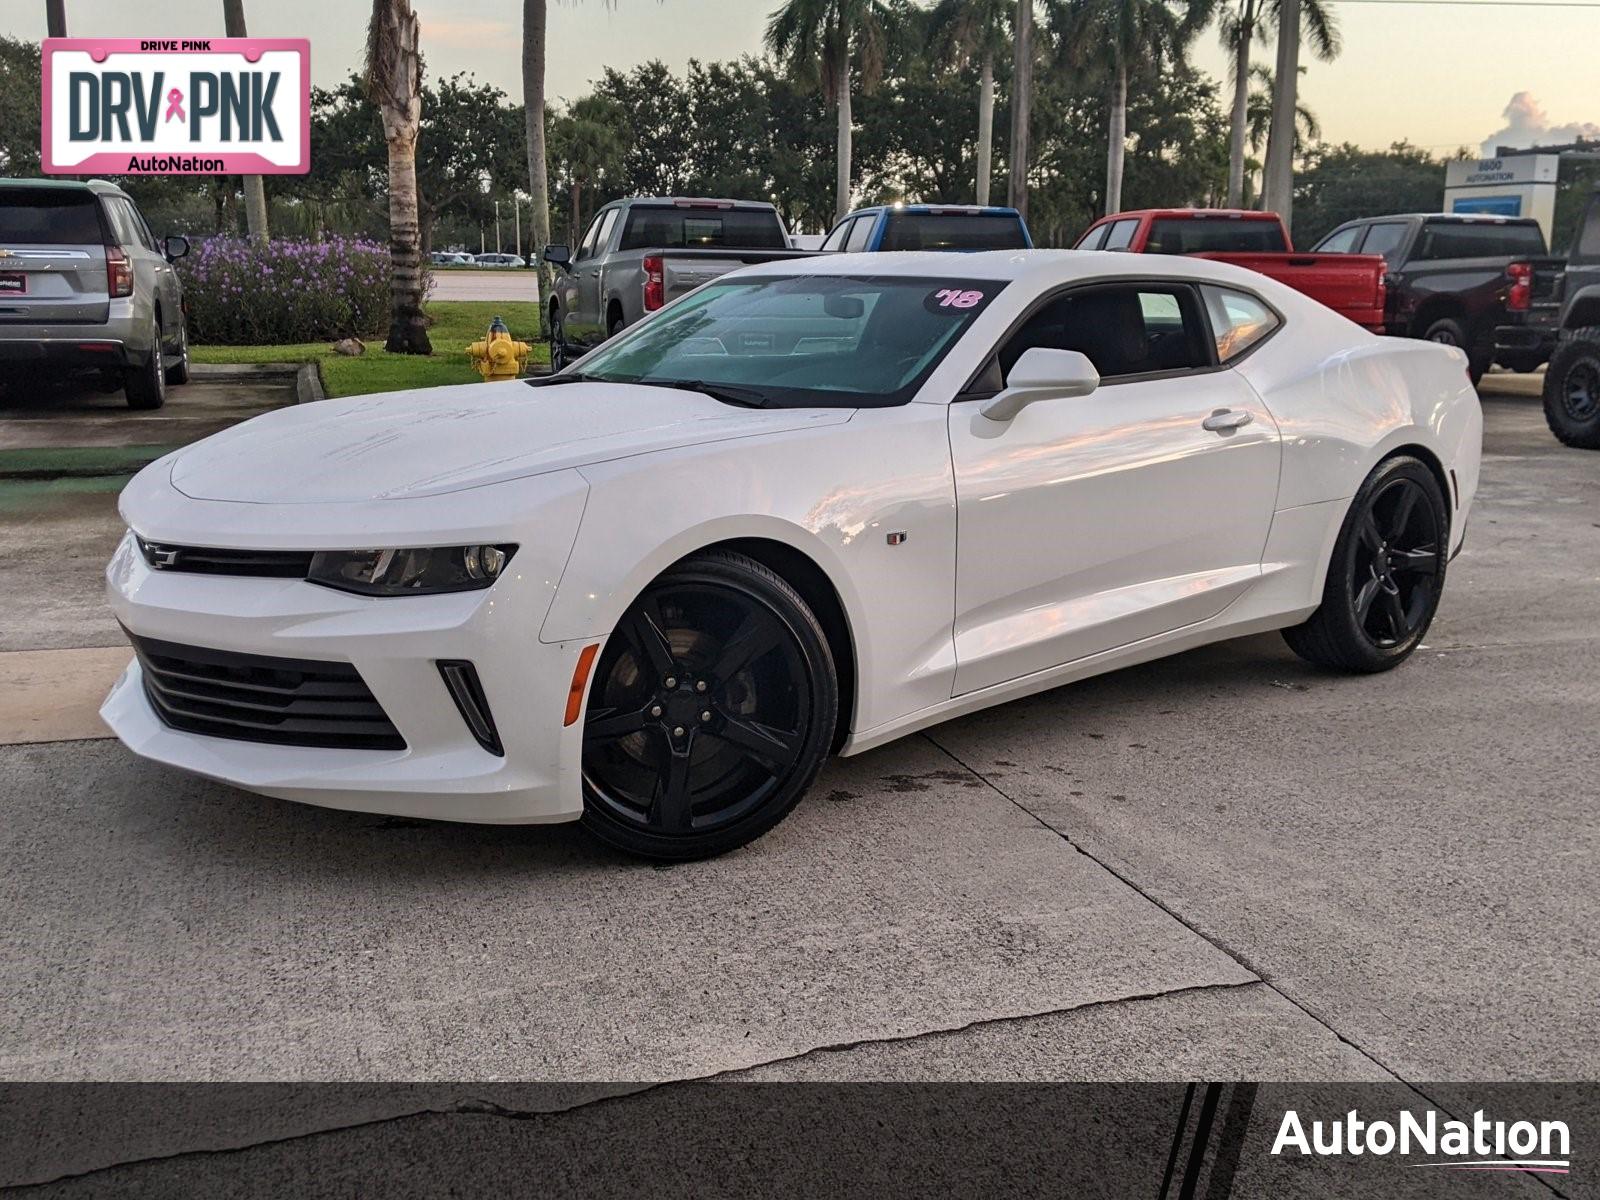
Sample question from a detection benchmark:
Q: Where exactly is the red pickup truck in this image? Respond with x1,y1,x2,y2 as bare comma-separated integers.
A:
1074,209,1388,333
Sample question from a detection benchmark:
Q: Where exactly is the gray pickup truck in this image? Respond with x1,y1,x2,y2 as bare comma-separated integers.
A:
542,198,814,368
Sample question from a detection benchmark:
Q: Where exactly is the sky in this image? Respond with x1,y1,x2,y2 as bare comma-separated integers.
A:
5,0,1597,158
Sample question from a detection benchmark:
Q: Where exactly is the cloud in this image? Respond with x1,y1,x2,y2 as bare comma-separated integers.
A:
423,17,514,48
1481,92,1600,156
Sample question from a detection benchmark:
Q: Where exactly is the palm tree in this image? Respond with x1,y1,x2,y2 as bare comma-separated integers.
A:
524,0,552,329
930,0,1011,206
365,0,429,354
223,0,269,243
765,0,892,223
45,1,66,36
1246,64,1318,157
1227,0,1336,212
1008,0,1033,216
552,95,630,241
1058,0,1214,216
1260,0,1337,225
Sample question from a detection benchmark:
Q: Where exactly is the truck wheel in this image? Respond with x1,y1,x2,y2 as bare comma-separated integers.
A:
164,317,190,386
549,309,569,371
1422,317,1485,385
123,318,167,410
1543,331,1600,449
607,309,624,340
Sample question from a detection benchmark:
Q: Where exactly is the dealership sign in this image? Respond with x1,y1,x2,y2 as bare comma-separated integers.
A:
42,38,309,175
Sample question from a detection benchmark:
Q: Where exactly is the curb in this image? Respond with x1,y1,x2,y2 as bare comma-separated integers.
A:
295,362,325,404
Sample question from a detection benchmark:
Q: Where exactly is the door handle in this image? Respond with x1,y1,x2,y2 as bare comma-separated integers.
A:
1202,408,1253,433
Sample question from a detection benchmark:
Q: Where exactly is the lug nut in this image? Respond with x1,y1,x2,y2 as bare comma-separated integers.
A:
695,680,707,693
665,676,678,689
700,710,712,722
650,705,663,717
673,726,686,737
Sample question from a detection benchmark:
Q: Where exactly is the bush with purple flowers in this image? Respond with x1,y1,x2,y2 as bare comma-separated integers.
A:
177,236,392,345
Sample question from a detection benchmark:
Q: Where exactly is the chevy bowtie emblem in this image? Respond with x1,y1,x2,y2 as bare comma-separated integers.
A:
148,546,180,568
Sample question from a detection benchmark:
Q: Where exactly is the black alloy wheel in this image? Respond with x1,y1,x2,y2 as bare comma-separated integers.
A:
580,550,837,860
1283,456,1448,673
1542,334,1600,449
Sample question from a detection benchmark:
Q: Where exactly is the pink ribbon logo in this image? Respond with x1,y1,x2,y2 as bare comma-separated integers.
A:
164,88,185,123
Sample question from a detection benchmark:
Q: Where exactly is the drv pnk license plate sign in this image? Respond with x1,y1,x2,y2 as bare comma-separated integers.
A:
42,38,310,175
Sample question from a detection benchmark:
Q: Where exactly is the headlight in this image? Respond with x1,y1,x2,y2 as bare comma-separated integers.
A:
307,545,516,596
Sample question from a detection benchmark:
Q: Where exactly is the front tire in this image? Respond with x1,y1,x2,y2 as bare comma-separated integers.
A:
580,550,837,861
1542,331,1600,449
164,317,190,386
1283,456,1448,673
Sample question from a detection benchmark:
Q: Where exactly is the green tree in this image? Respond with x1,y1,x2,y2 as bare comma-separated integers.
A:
929,0,1012,205
0,36,42,176
765,0,894,222
1260,0,1337,227
1056,0,1214,215
548,94,630,242
1292,142,1447,247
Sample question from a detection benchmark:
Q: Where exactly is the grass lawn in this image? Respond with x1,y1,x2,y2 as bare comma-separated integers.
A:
191,301,552,398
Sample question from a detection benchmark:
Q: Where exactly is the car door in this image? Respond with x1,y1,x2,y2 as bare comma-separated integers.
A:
562,212,606,343
124,200,182,344
947,280,1283,695
580,207,622,342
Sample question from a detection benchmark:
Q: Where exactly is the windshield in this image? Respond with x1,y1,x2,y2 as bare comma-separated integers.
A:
568,274,1006,408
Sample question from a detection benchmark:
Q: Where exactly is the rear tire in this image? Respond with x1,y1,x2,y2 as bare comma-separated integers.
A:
1542,331,1600,449
1422,317,1486,385
1283,456,1448,673
580,550,837,861
123,318,167,410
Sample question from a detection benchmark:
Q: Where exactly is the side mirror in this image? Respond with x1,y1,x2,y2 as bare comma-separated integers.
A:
163,234,189,261
980,348,1099,422
542,243,572,271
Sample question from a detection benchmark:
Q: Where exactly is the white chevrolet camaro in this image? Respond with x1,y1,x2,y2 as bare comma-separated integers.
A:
104,251,1482,859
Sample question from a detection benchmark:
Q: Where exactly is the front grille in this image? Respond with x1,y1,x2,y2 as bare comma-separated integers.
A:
137,537,314,578
129,634,406,751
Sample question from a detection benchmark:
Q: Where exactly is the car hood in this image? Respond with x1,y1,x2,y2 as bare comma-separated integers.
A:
168,380,854,503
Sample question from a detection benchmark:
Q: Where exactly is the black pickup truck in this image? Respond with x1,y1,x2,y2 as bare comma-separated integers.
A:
1500,188,1600,448
1312,213,1549,382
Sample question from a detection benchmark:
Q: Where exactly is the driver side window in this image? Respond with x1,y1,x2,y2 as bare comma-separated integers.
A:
575,212,606,261
992,284,1212,383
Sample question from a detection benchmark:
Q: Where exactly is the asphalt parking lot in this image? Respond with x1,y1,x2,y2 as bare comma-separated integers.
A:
0,374,1596,1184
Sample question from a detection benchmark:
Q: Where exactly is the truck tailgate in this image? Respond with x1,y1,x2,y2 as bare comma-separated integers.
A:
1196,252,1387,332
659,249,817,304
0,246,111,326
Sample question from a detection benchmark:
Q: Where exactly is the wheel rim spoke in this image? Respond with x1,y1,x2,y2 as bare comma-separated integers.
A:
1381,588,1409,641
1387,486,1419,541
1358,513,1384,554
1354,574,1383,624
649,738,695,833
710,611,783,681
713,716,801,774
1390,546,1438,575
624,597,676,678
585,704,650,742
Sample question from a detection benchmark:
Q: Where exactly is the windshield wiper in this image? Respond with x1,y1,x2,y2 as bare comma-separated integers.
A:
632,378,773,408
524,372,593,387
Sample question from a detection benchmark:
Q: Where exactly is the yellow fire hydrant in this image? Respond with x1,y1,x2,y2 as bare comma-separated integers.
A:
467,315,532,382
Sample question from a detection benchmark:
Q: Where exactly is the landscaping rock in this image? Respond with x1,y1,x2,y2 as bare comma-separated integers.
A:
333,338,366,357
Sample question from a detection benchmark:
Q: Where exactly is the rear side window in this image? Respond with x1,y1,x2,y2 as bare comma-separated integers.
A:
1358,222,1409,261
844,217,875,252
1144,218,1288,255
1578,204,1600,260
0,188,105,245
1416,221,1547,260
1315,226,1362,253
1202,286,1280,362
821,219,852,251
879,212,1027,251
618,207,788,251
1077,224,1110,251
1102,219,1139,251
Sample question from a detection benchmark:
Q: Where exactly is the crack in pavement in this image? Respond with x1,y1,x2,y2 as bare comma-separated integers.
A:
3,981,1265,1191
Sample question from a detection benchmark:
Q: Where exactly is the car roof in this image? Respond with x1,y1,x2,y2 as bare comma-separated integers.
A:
730,248,1270,287
849,204,1023,217
1347,213,1541,225
1094,209,1277,222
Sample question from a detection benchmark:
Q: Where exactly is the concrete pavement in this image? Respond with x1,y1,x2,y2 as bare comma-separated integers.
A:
0,381,1593,1157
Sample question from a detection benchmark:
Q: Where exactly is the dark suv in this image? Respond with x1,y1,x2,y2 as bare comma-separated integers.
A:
1312,213,1548,381
1509,188,1600,448
0,179,190,409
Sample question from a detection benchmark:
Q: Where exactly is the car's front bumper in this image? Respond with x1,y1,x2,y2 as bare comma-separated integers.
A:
101,467,597,824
